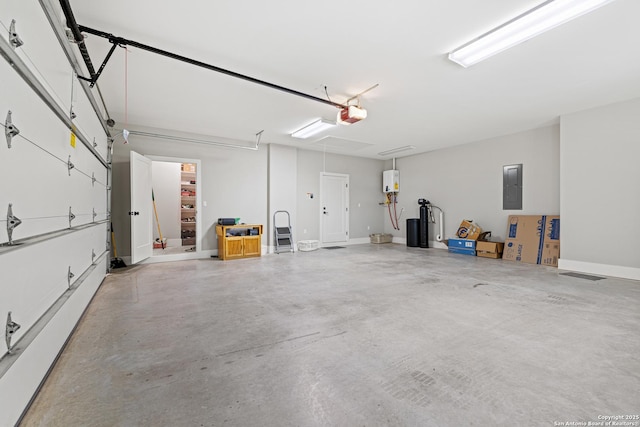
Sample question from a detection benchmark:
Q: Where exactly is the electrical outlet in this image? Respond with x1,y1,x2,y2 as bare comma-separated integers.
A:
304,229,307,234
367,226,370,230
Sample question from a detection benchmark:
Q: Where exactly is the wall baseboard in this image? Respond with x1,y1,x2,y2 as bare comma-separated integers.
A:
392,237,448,250
128,249,218,265
266,238,373,254
558,259,640,281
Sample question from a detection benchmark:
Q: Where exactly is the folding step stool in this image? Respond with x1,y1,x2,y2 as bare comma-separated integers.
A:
273,210,294,253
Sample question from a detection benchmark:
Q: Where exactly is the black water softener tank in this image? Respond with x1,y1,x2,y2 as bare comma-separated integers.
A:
418,199,429,248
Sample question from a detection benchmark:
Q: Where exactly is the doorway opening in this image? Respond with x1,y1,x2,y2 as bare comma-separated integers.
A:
149,156,202,260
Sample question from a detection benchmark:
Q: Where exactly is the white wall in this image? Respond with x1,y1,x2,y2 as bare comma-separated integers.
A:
559,97,640,280
296,150,386,242
0,1,109,424
393,125,560,244
268,145,297,249
111,126,268,256
151,161,180,240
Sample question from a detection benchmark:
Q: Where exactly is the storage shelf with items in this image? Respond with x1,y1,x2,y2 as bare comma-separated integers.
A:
180,163,197,247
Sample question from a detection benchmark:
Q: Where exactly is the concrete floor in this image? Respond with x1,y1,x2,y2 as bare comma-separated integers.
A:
21,244,640,426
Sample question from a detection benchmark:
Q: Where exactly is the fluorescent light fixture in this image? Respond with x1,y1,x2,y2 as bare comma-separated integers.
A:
448,0,616,67
378,145,415,156
291,119,335,139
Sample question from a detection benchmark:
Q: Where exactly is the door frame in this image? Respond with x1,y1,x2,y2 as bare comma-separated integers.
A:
147,155,202,259
319,172,349,245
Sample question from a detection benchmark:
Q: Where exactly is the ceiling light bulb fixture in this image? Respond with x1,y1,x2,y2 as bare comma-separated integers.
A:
448,0,616,68
291,119,335,139
337,105,367,125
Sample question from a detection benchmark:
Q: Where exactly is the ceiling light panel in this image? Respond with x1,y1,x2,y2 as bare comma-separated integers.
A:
291,119,335,139
378,145,415,156
449,0,616,67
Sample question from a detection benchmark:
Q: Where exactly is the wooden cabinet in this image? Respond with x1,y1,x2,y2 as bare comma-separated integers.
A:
216,224,263,260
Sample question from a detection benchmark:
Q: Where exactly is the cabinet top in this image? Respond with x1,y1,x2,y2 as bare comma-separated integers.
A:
216,224,263,235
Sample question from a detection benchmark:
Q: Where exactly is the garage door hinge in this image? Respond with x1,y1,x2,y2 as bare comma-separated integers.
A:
5,110,20,148
68,266,75,289
68,206,76,228
6,203,22,245
5,311,21,354
67,155,75,176
9,20,24,49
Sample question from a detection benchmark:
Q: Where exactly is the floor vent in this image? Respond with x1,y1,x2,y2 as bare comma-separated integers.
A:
322,246,346,250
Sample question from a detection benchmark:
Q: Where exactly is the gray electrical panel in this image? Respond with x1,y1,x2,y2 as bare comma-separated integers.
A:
503,164,523,210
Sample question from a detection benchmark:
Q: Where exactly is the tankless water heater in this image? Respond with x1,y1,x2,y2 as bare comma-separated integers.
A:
383,170,399,193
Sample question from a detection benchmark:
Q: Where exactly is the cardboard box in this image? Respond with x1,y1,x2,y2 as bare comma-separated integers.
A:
448,238,476,255
448,247,476,256
502,215,560,266
540,216,560,266
456,219,482,240
476,241,504,259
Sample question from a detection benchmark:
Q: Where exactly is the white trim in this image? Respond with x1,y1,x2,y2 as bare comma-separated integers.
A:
329,237,368,246
127,249,216,264
393,236,407,245
431,241,448,250
558,259,640,281
392,237,448,250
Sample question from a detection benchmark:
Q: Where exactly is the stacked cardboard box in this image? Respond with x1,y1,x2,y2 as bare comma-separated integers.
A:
502,215,560,266
448,220,483,256
456,219,482,240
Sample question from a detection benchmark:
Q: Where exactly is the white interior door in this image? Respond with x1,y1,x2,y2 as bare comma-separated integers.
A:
130,151,153,264
320,173,349,244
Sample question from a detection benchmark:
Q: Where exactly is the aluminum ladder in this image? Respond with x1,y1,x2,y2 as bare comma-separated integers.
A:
273,210,294,253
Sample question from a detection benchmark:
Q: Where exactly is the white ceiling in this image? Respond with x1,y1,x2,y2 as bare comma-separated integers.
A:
70,0,640,159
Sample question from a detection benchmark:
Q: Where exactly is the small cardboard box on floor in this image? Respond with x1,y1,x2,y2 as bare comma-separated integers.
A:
476,241,504,259
502,215,560,266
447,238,477,255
